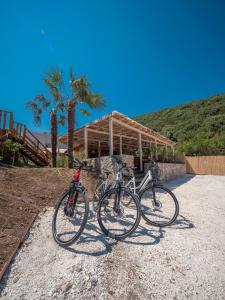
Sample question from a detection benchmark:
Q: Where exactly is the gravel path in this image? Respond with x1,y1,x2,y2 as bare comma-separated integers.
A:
1,175,225,300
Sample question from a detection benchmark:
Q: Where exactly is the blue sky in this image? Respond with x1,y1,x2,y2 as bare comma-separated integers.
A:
1,0,225,133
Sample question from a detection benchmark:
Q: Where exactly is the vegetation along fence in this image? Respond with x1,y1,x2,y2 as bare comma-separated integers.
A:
185,156,225,175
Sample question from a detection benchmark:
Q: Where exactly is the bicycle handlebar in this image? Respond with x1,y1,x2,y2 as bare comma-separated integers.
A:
66,154,97,173
111,155,126,168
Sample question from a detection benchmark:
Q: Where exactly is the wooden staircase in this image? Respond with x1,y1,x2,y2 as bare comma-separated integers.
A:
0,109,51,166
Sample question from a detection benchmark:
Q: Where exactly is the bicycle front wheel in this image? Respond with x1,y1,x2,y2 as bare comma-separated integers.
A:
97,187,141,240
52,190,89,246
140,185,179,227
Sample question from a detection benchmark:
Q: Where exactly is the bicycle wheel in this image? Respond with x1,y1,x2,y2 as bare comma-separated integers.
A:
52,190,89,246
97,187,141,240
140,185,179,227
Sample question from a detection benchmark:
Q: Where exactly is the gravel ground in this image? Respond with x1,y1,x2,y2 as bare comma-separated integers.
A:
1,175,225,300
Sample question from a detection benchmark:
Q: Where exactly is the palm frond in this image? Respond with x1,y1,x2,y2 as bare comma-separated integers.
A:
71,76,90,100
80,108,91,117
69,66,75,82
44,69,63,86
26,101,38,111
56,102,67,112
34,95,50,109
58,114,67,126
84,93,105,109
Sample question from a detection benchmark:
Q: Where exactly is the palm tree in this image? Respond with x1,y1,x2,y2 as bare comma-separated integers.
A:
27,70,66,167
67,67,105,168
27,67,105,168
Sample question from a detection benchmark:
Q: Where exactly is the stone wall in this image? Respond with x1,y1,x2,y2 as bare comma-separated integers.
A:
86,155,134,175
144,162,186,182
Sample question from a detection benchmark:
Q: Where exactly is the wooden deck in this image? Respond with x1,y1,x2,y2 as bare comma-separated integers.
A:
0,109,51,166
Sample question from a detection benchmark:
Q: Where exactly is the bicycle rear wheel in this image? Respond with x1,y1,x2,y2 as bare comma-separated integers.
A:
52,190,89,246
97,187,141,240
140,185,179,227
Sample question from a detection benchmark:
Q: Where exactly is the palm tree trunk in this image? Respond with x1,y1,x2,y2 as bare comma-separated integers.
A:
67,100,75,168
50,109,57,167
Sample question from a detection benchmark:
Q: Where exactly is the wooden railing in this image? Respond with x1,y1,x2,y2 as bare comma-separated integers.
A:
0,109,51,163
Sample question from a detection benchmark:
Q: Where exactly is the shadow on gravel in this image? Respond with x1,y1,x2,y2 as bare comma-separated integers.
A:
169,214,194,230
63,213,194,257
64,220,118,257
163,174,195,191
121,225,165,246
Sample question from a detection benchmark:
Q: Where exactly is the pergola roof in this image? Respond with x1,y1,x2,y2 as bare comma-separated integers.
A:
59,111,175,149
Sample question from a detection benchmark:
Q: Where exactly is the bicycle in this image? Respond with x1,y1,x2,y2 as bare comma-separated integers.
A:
52,156,95,246
52,156,141,245
113,156,179,227
92,168,113,212
96,157,141,240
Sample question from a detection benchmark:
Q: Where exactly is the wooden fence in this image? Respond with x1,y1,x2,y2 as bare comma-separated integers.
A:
185,156,225,175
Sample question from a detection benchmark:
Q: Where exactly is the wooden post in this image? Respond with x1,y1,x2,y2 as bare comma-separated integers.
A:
84,126,88,159
3,112,7,130
23,126,26,143
119,136,122,155
155,139,158,161
19,124,22,138
98,140,101,158
149,141,152,159
138,132,143,171
15,123,19,137
9,112,14,131
166,145,168,161
109,116,113,156
172,146,175,161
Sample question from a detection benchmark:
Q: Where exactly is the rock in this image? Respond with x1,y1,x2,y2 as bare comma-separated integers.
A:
62,282,73,293
91,276,98,287
13,276,19,283
75,264,83,273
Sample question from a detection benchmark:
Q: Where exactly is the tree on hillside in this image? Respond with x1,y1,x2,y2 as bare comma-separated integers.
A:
27,70,66,167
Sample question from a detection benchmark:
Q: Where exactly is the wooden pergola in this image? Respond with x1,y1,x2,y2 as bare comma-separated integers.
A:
59,111,175,171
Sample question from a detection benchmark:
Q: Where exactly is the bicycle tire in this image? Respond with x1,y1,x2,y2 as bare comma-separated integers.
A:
52,190,89,246
139,185,179,227
97,187,141,240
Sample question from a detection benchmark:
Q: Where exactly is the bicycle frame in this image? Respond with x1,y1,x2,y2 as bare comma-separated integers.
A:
67,167,82,206
125,170,153,195
94,177,111,201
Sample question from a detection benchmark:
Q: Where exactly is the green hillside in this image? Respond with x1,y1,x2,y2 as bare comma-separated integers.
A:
134,94,225,155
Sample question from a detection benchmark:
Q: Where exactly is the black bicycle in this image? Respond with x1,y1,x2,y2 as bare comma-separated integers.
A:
52,157,94,246
97,156,141,240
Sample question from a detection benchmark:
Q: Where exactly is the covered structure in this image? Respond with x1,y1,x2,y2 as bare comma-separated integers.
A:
59,111,175,171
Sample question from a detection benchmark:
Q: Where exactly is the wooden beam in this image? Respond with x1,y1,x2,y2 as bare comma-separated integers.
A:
84,126,88,158
87,128,137,141
109,116,113,155
138,132,143,171
112,117,172,146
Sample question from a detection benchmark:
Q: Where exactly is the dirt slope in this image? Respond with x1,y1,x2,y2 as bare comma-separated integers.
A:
0,167,97,279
